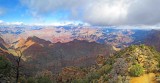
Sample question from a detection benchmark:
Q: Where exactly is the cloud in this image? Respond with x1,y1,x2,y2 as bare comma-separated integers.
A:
82,0,131,26
20,0,160,26
0,20,23,25
126,0,160,25
0,20,4,23
9,22,23,25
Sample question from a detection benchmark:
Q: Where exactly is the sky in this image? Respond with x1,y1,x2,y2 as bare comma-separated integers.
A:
0,0,160,26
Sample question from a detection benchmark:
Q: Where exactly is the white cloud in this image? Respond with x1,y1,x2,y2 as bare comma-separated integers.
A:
26,21,90,26
0,20,24,26
20,0,160,26
0,20,89,26
0,20,4,23
8,22,24,25
83,0,131,25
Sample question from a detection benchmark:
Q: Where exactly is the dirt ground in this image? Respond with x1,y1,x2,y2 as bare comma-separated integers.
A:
130,73,156,83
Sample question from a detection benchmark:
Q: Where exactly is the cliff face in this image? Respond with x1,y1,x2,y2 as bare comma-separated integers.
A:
144,30,160,52
13,36,113,74
0,37,7,50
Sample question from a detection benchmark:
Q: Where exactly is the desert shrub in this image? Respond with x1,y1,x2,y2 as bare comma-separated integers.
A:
116,75,130,83
19,77,27,83
129,63,144,77
0,56,12,76
37,76,52,83
86,72,100,82
71,79,88,83
113,58,129,75
140,44,145,49
92,79,98,83
36,70,53,80
97,65,112,75
103,74,109,81
27,77,37,83
0,55,13,83
105,57,115,65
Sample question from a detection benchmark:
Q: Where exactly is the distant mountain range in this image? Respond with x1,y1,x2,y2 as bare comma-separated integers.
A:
0,25,139,49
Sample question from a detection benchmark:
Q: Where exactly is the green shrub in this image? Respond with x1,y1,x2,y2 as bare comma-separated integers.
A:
71,79,88,83
27,77,37,83
37,77,52,83
19,77,27,83
103,75,109,81
129,64,144,77
97,65,112,75
0,56,12,76
86,72,100,82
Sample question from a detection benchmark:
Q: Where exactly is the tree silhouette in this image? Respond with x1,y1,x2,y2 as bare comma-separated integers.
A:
11,49,23,83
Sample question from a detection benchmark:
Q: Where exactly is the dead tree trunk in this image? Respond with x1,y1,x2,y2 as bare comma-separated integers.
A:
14,50,23,83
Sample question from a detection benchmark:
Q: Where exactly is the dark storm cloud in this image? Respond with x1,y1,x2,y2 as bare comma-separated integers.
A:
126,0,160,25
